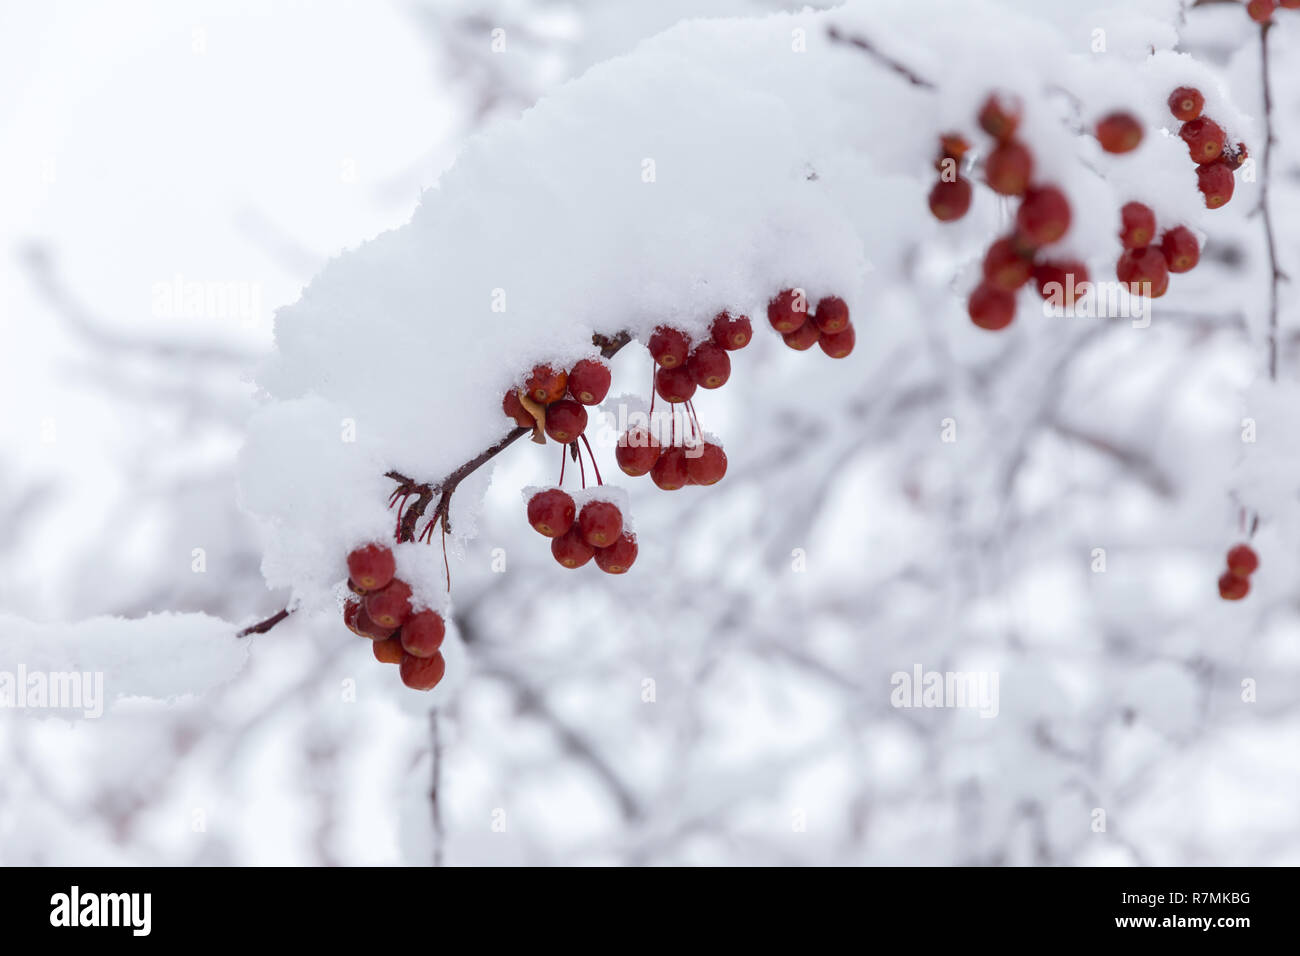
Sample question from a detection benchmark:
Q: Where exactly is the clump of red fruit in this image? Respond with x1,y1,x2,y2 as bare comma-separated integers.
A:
768,291,855,358
1218,543,1259,601
539,496,637,575
342,543,448,691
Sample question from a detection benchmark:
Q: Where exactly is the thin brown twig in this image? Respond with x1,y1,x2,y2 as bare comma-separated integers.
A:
238,330,635,637
1257,21,1287,381
826,25,936,90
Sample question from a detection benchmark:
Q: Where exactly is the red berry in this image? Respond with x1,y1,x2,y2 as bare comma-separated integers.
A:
400,651,446,691
355,604,396,640
347,544,395,592
648,327,690,368
1280,0,1300,8
767,288,809,333
968,283,1016,331
1180,117,1226,165
526,488,575,538
364,579,413,630
1119,202,1157,250
1247,0,1277,22
1033,260,1091,307
502,388,534,427
1222,142,1250,171
594,532,638,574
544,398,588,443
686,442,727,486
985,140,1033,196
578,499,623,548
928,177,972,222
615,427,661,477
977,92,1022,141
687,343,731,389
524,365,567,404
1197,162,1235,209
1016,186,1071,245
935,132,970,170
1168,87,1204,122
1159,226,1200,273
1226,544,1259,577
1116,247,1170,298
812,296,850,334
551,527,595,568
400,610,446,658
372,636,404,664
983,237,1033,291
782,319,821,351
650,446,690,491
343,599,365,636
710,311,753,350
655,365,696,403
818,324,856,359
567,358,611,405
1218,572,1249,601
1095,113,1143,154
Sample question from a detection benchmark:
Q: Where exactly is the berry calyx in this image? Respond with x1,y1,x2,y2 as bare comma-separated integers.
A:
567,358,612,405
710,311,753,350
526,488,576,537
686,442,727,486
551,527,596,568
928,177,972,222
1180,117,1226,165
767,288,809,333
968,283,1016,331
935,133,970,170
355,603,396,640
978,92,1022,141
372,636,404,664
347,544,396,592
687,342,732,389
544,398,588,442
650,446,690,491
782,319,821,351
655,365,697,403
364,578,413,630
503,388,535,427
1197,162,1235,209
1218,572,1250,601
983,237,1033,291
1116,247,1170,298
594,532,638,574
812,296,850,334
615,427,662,477
1168,87,1204,122
1095,113,1143,154
648,326,690,368
578,499,624,548
1016,185,1071,245
985,140,1033,196
1119,202,1157,249
1226,544,1259,577
524,364,568,404
1159,226,1200,273
400,651,446,691
818,324,856,359
400,610,446,658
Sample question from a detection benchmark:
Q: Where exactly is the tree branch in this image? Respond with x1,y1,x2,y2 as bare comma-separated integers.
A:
826,25,936,90
1257,21,1287,381
238,330,636,637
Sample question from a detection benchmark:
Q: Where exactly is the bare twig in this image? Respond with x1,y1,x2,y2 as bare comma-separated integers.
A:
1257,21,1287,381
827,26,936,90
430,709,445,867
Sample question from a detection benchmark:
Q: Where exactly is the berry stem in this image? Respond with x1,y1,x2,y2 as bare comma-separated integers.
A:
580,433,604,486
576,440,587,489
1257,20,1287,382
559,439,567,487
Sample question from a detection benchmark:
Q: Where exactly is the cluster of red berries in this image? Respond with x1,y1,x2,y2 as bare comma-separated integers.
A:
1217,543,1259,601
1114,202,1201,299
342,544,447,690
527,488,638,573
931,93,1080,331
502,356,613,443
767,290,856,358
1247,0,1300,25
1168,86,1247,210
